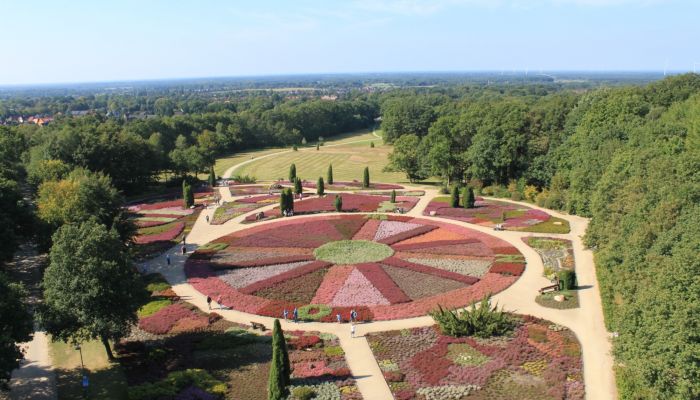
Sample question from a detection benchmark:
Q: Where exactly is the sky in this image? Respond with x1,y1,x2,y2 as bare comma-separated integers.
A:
0,0,698,85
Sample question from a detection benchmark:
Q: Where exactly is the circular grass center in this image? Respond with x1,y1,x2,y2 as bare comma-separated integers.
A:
314,240,394,264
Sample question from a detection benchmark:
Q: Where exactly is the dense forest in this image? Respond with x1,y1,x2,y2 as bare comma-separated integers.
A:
383,74,700,399
0,74,697,398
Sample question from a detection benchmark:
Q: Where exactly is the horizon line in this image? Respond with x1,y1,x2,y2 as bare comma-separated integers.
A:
0,69,693,89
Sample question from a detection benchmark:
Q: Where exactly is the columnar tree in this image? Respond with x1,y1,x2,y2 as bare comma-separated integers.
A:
288,164,296,182
39,220,148,360
294,177,303,195
334,195,343,212
279,189,294,215
317,177,325,196
268,319,290,400
327,164,333,185
0,273,33,390
465,187,475,209
183,180,194,208
362,167,370,188
450,186,460,208
208,166,216,187
390,189,396,203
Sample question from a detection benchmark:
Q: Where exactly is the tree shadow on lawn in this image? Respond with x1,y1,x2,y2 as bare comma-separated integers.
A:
54,365,128,400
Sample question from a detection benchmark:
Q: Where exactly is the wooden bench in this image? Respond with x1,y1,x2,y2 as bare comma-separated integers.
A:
539,283,560,294
250,321,266,331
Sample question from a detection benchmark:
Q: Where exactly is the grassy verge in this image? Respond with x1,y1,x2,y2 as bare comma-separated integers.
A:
49,339,128,400
535,290,580,309
520,217,571,234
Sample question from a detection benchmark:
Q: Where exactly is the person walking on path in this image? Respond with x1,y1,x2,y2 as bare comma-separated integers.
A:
166,254,170,266
350,309,357,322
283,309,288,320
181,245,186,255
216,295,223,309
206,215,210,223
293,307,298,323
336,313,342,323
206,296,212,310
350,323,356,338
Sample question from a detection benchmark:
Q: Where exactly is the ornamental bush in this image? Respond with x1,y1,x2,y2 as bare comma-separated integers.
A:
334,195,342,212
464,187,475,209
327,164,333,185
390,189,396,203
362,167,370,188
289,164,297,183
450,186,459,208
430,295,515,338
182,180,194,208
558,269,577,290
316,177,325,196
294,178,303,195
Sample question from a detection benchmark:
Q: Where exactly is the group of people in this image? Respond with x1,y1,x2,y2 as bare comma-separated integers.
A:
281,308,360,337
282,209,294,217
206,295,224,310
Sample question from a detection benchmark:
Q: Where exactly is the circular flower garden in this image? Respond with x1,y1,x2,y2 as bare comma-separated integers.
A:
185,215,526,321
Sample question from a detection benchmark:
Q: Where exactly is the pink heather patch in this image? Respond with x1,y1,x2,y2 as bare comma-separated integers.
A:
292,360,333,378
238,260,332,295
356,263,411,304
331,268,390,307
374,220,421,241
311,265,354,304
353,219,381,240
134,222,185,244
218,261,313,289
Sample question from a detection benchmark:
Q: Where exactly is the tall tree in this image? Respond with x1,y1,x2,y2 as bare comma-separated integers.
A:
0,273,33,390
334,195,343,212
464,187,475,209
208,165,216,187
293,177,303,195
182,180,194,208
362,167,370,188
317,177,325,196
268,319,290,400
327,164,333,185
288,163,296,183
451,186,460,208
385,134,428,182
39,220,148,360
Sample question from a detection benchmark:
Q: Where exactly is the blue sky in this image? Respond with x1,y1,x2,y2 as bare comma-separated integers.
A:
0,0,698,84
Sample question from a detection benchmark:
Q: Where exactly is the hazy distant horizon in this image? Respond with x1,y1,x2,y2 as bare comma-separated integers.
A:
0,70,684,89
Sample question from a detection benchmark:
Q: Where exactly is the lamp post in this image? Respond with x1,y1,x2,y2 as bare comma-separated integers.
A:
75,345,88,397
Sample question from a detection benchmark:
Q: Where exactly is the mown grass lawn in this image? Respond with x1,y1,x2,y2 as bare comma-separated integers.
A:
49,339,128,400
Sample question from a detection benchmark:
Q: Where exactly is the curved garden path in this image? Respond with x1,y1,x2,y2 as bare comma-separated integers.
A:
140,151,616,399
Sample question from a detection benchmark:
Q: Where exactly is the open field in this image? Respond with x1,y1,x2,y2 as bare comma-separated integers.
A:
229,131,411,183
213,129,383,178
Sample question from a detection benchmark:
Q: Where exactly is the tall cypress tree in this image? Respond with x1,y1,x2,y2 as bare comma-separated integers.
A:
286,188,294,213
294,177,303,195
183,180,194,208
465,187,475,209
208,166,216,187
279,190,287,216
317,177,325,196
450,185,460,208
268,319,290,399
327,164,333,185
390,189,396,203
363,167,370,188
334,194,343,212
288,164,296,183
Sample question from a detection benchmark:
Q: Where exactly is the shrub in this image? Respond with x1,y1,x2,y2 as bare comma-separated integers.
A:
334,195,342,212
464,187,475,209
544,191,565,210
316,177,325,196
558,270,577,290
535,189,549,207
293,145,298,151
127,369,226,400
370,141,375,148
294,177,303,195
292,387,315,400
323,346,344,357
182,180,194,208
450,186,460,208
289,163,297,183
430,295,515,338
523,185,539,202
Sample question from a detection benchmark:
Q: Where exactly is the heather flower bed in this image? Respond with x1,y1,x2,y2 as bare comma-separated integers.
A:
279,179,403,191
276,193,418,215
424,197,570,233
367,317,584,400
128,190,214,259
228,184,277,196
122,279,359,399
210,195,277,224
185,215,525,321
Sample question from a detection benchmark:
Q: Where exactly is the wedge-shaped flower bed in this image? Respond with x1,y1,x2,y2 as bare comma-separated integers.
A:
185,215,524,321
368,316,584,400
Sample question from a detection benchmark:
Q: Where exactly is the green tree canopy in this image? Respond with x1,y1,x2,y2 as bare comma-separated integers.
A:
0,273,33,390
39,220,148,360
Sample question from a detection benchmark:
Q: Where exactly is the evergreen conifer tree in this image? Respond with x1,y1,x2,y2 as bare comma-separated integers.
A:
268,319,290,399
288,164,296,183
317,177,325,196
450,185,460,208
327,164,333,185
363,167,370,188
